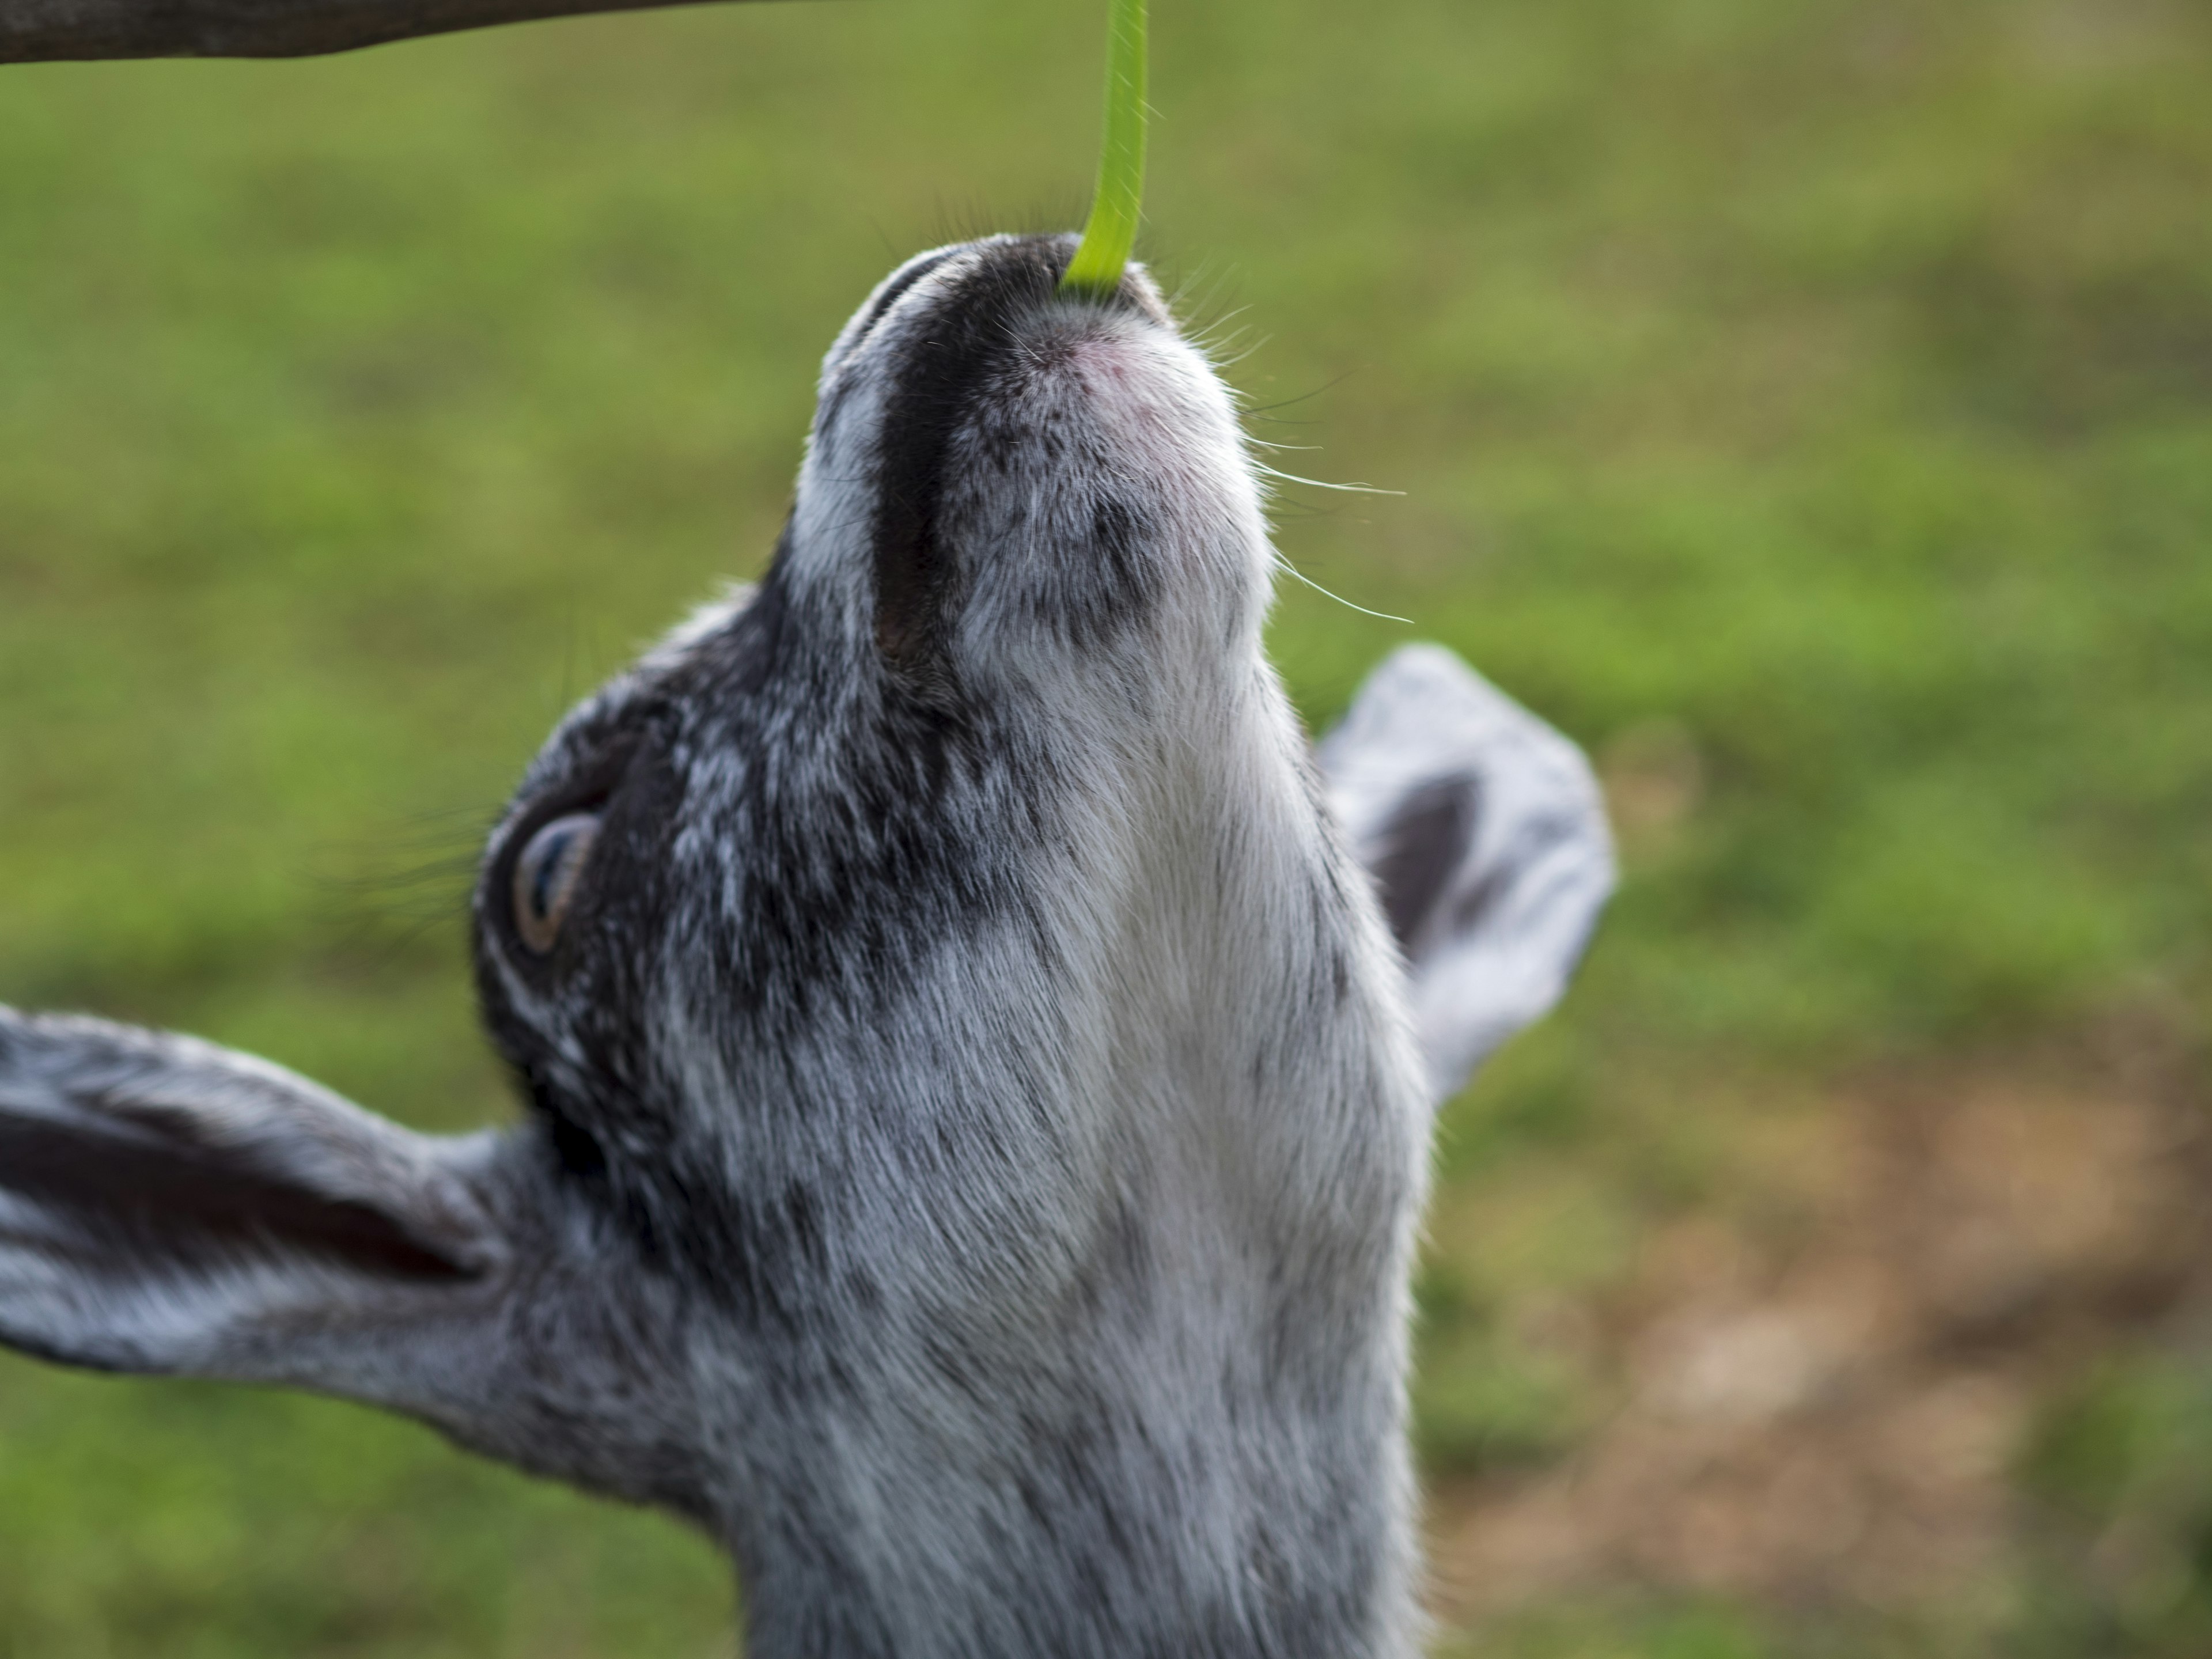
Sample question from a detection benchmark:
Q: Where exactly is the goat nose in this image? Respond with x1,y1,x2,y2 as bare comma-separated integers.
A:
824,246,963,385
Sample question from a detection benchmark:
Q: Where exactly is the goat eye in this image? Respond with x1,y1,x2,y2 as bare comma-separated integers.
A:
511,813,600,955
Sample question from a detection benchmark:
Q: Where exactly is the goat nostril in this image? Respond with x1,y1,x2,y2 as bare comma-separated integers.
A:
512,813,601,955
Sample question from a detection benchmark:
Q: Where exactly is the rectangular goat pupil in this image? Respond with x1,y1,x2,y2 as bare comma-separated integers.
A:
532,833,568,916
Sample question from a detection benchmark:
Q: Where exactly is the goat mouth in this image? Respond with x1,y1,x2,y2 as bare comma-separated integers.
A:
865,236,1162,671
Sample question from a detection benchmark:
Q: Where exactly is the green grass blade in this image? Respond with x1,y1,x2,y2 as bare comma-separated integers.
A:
1060,0,1148,297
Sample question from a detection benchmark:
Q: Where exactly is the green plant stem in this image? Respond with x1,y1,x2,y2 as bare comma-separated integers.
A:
1060,0,1147,297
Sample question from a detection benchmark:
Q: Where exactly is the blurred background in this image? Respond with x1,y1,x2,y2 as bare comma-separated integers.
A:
2,0,2209,1652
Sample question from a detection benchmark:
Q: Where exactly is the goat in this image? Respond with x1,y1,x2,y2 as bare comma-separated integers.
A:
0,234,1612,1658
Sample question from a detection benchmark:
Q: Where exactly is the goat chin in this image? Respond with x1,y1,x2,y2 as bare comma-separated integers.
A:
0,232,1615,1659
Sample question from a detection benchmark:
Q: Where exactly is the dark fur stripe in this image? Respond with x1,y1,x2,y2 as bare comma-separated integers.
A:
1370,773,1482,952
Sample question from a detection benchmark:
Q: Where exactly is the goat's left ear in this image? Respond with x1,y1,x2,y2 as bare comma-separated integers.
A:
1319,645,1617,1104
1,1007,707,1513
0,1006,509,1387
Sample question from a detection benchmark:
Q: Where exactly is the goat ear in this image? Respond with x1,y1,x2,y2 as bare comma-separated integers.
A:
0,1006,508,1385
1319,645,1616,1103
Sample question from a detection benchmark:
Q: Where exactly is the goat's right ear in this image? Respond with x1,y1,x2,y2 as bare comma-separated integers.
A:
1319,645,1616,1105
0,1006,510,1387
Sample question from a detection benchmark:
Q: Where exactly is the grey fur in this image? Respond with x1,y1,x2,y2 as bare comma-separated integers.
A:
0,234,1612,1658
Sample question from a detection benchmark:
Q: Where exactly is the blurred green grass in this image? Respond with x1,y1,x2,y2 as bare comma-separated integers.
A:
2,0,2209,1652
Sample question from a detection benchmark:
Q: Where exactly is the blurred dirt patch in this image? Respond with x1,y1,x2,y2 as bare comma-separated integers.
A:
1425,1047,2212,1623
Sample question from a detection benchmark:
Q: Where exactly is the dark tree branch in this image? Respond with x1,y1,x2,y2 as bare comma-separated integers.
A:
0,0,783,63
